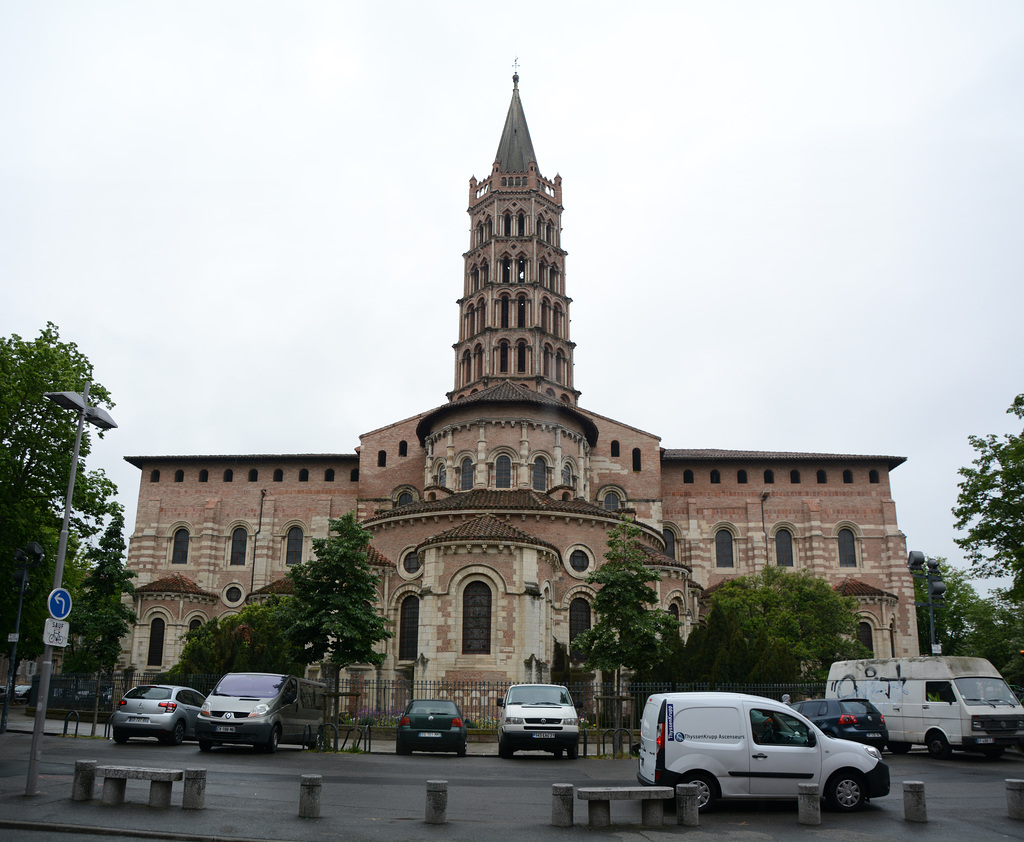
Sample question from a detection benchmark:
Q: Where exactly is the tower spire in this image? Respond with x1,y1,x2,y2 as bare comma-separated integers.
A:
494,73,537,174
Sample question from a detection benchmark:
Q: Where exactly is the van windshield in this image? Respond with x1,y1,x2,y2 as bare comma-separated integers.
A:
954,677,1019,707
506,686,572,706
213,674,286,698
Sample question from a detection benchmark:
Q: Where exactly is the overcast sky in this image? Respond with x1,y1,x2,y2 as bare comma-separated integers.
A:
3,1,1022,594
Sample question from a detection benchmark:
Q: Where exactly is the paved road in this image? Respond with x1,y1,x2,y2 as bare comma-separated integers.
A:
1,725,1022,841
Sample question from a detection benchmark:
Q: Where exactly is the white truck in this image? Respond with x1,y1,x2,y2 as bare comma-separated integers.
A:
826,657,1024,759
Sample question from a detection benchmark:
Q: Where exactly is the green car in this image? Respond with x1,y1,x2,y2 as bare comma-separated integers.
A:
396,699,468,756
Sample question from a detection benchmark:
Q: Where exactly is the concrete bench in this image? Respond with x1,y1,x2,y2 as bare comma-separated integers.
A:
576,786,674,827
96,765,184,808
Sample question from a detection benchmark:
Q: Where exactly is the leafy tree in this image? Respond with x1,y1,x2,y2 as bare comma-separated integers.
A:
694,566,868,681
285,513,392,669
570,517,678,688
169,596,303,676
0,323,118,667
953,393,1024,598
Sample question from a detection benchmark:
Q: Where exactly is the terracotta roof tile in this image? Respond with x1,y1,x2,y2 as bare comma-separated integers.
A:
135,573,217,598
661,448,905,470
834,578,899,600
367,544,394,568
252,577,294,596
364,488,612,524
638,544,692,572
420,514,558,554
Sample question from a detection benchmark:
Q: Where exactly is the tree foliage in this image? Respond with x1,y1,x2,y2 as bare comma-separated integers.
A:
169,596,303,676
571,517,678,682
682,566,868,682
0,323,119,664
62,511,136,674
953,393,1024,598
285,513,392,668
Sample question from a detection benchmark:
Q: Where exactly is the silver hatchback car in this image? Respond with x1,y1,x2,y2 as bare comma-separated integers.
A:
111,685,206,745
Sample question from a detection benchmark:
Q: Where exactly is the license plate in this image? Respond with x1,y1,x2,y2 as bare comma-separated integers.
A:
866,732,881,738
127,716,149,724
532,733,555,738
976,737,994,744
215,726,236,733
419,732,441,738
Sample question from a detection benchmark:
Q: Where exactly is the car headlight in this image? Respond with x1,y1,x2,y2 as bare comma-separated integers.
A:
248,703,270,718
200,700,211,716
864,746,881,761
505,716,524,725
562,717,578,726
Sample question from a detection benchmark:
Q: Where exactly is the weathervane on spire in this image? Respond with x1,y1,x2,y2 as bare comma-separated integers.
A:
512,56,520,73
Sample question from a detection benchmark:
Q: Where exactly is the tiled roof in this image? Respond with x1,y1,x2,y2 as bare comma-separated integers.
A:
420,514,558,554
135,573,217,598
125,453,356,468
252,578,294,595
638,544,692,572
834,579,899,600
416,380,599,446
365,488,612,524
661,449,906,470
367,545,395,568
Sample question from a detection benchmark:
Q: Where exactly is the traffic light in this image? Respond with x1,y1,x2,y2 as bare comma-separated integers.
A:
926,558,946,605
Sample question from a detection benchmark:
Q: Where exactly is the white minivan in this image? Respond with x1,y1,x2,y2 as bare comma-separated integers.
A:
827,657,1024,759
637,692,889,812
497,683,580,758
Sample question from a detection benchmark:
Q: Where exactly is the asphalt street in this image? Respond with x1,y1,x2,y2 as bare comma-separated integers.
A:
1,714,1022,841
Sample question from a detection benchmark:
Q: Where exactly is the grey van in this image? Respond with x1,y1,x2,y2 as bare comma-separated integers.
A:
196,673,324,753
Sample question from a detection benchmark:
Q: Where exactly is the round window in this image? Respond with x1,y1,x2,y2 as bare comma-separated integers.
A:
225,586,242,603
403,552,421,574
570,550,589,572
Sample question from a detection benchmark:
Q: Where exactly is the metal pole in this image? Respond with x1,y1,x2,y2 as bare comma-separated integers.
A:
25,383,89,795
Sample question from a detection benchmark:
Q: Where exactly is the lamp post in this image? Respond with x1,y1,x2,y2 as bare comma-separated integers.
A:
2,542,45,733
25,383,116,796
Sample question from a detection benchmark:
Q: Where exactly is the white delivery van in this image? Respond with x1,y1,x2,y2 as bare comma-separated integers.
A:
637,692,889,812
497,683,580,758
826,657,1024,759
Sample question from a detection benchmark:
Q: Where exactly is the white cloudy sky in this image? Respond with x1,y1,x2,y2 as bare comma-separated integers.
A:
3,1,1022,593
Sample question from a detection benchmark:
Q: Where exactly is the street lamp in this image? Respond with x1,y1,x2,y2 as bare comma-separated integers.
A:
25,383,117,796
908,550,945,656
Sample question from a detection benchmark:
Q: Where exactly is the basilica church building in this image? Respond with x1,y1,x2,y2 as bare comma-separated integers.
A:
121,76,919,682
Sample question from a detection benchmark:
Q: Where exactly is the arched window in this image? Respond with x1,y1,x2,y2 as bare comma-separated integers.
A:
817,469,827,484
504,212,512,236
790,470,801,484
838,528,857,567
147,617,165,666
516,341,527,373
858,622,874,654
532,458,546,491
248,469,258,482
150,470,160,482
775,528,794,567
350,468,359,482
663,529,676,560
517,297,527,327
764,469,774,484
396,492,413,507
299,468,309,482
495,455,512,488
436,463,447,488
273,468,283,482
570,550,589,572
399,440,408,457
286,526,303,566
611,441,620,457
324,468,335,482
377,450,387,468
517,212,525,235
223,468,233,482
737,470,748,484
561,464,572,487
710,470,721,484
188,618,202,632
500,296,509,327
174,470,184,483
199,469,208,483
603,491,620,512
869,469,880,484
632,448,642,472
499,342,509,372
399,595,419,661
555,350,565,384
843,469,853,484
569,598,591,661
715,530,734,568
668,603,679,621
230,527,247,566
172,528,189,565
683,469,694,484
462,582,491,654
461,457,474,491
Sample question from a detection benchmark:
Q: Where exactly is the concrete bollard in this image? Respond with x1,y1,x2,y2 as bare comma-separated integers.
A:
425,780,448,825
183,768,207,810
551,783,574,827
675,783,699,827
298,774,322,819
1008,779,1024,821
904,780,927,822
72,760,97,802
798,783,821,825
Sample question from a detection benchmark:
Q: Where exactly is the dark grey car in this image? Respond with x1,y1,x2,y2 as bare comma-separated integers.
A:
111,685,206,745
793,698,888,750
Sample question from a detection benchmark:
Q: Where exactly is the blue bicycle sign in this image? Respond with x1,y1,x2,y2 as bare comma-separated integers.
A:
47,588,72,621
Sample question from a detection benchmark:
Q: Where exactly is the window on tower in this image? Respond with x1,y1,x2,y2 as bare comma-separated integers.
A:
516,341,527,372
496,455,512,488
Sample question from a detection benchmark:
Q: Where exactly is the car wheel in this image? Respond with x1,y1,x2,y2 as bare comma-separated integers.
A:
498,736,514,759
981,747,1005,759
926,731,952,759
825,769,866,811
567,742,579,760
263,726,280,754
887,741,912,754
554,747,564,758
112,728,129,745
163,720,185,746
198,739,213,752
680,771,718,812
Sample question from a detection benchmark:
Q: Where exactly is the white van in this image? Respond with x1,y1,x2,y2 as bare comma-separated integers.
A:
637,692,889,812
497,683,580,758
826,657,1024,759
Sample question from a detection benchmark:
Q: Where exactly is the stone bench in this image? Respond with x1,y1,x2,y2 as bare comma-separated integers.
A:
576,786,674,827
96,765,184,808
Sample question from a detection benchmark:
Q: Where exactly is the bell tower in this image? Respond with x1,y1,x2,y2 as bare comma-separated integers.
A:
449,74,579,405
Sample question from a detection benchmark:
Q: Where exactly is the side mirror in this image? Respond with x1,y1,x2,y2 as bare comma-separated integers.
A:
496,698,504,708
806,730,816,747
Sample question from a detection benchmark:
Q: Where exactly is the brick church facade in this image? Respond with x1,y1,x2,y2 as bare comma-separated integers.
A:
121,75,919,682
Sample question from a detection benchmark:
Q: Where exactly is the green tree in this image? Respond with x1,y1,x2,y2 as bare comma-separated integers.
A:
696,566,868,681
570,517,678,688
285,513,393,669
953,393,1024,598
0,323,118,667
169,596,302,676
